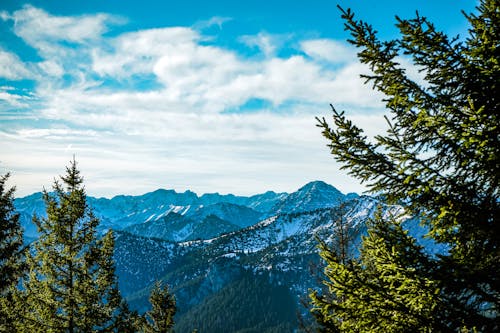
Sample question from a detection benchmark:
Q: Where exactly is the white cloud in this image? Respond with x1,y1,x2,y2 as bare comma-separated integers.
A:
301,39,357,63
0,5,390,197
0,48,32,80
0,91,26,107
38,60,64,77
15,128,100,140
194,16,232,30
88,28,383,116
1,112,368,198
92,27,199,77
0,11,11,21
1,5,123,87
6,5,118,46
34,84,323,144
0,85,34,108
239,32,288,57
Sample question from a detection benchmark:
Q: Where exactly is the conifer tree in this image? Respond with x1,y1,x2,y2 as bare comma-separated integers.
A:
329,204,353,266
18,159,124,332
113,300,144,333
311,212,445,332
144,281,176,333
0,173,25,332
311,0,499,331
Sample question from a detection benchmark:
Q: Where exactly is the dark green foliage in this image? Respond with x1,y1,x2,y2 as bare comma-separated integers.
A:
17,159,125,332
312,0,499,331
176,271,297,333
0,173,23,291
311,211,445,332
144,281,176,333
0,173,25,332
112,301,144,333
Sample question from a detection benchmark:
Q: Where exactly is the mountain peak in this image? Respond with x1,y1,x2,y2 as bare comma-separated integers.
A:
271,181,345,214
298,180,340,194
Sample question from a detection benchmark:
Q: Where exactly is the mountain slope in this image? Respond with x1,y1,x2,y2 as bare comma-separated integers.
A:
123,212,196,242
15,181,343,242
271,180,345,214
175,270,297,333
15,181,443,333
189,215,241,241
187,202,262,228
113,196,398,333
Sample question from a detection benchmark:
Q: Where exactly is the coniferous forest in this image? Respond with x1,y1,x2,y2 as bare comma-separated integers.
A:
1,1,499,332
1,161,176,332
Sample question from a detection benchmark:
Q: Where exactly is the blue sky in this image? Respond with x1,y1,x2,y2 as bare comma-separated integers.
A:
0,1,476,198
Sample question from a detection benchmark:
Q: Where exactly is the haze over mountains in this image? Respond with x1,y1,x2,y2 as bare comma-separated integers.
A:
14,180,434,332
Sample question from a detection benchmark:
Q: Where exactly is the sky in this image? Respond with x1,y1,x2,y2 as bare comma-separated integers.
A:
0,0,476,198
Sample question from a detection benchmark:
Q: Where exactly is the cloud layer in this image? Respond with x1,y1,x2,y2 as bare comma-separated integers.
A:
0,5,388,197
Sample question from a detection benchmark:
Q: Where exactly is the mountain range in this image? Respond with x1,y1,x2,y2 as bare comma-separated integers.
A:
14,180,436,332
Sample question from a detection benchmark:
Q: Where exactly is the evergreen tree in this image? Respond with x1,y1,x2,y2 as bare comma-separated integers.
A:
0,173,25,332
308,205,355,333
144,281,176,333
17,159,124,332
311,212,445,332
311,0,499,331
329,204,354,266
113,300,145,333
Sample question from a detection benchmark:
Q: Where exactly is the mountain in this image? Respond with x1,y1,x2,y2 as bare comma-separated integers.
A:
113,194,440,333
270,180,345,214
188,215,241,241
13,192,45,240
89,189,198,229
243,191,289,213
123,212,196,242
187,202,262,228
13,181,439,332
122,207,253,242
175,270,297,333
114,196,400,332
14,181,331,239
198,191,288,214
113,232,179,297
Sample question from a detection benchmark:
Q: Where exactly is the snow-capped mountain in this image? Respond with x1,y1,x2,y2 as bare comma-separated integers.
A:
113,195,405,331
187,202,262,228
14,181,439,333
270,180,346,214
14,181,345,240
123,212,197,242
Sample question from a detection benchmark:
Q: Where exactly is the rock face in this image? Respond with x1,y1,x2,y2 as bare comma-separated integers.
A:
15,181,437,333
